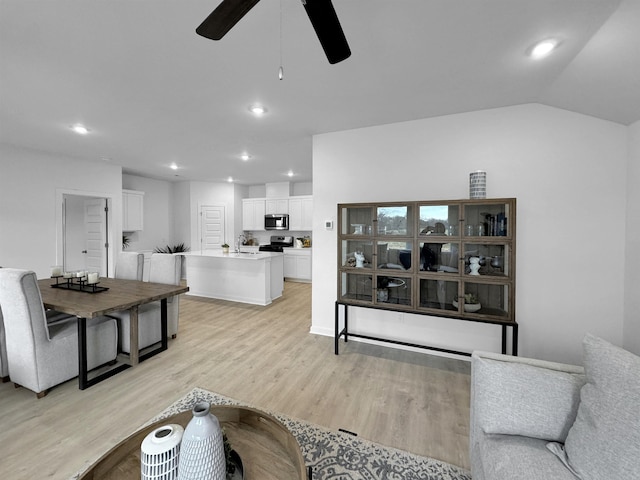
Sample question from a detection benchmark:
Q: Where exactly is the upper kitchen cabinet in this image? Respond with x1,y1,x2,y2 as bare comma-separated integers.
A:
122,189,144,231
288,196,313,231
265,198,289,214
242,198,266,231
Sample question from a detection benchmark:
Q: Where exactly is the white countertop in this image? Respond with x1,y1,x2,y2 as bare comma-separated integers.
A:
183,250,282,260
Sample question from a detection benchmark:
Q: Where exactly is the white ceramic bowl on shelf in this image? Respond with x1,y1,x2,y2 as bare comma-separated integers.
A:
452,299,481,313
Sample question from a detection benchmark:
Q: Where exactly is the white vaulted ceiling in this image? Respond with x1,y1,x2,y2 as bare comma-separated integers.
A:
1,0,638,184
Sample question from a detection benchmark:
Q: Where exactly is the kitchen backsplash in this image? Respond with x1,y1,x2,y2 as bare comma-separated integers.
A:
243,231,311,246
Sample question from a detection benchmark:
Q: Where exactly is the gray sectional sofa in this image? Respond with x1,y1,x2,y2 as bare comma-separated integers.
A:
470,334,640,480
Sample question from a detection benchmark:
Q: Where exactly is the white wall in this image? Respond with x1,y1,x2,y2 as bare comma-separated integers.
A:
292,182,313,196
173,181,192,248
311,104,629,365
122,174,174,252
624,120,640,355
0,144,122,278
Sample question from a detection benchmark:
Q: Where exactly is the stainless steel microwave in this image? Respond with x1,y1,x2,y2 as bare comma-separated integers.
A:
265,214,289,230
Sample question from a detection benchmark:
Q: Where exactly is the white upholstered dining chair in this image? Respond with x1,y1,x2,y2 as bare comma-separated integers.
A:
0,307,8,382
115,251,144,281
113,253,183,353
0,268,118,398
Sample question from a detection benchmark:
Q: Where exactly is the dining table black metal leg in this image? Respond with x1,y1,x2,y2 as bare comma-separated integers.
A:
139,298,169,362
78,316,130,390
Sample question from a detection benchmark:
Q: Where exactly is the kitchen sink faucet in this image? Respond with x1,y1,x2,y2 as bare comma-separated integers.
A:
235,234,246,253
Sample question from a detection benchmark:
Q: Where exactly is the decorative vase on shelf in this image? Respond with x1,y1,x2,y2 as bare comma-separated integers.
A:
177,402,226,480
469,257,481,275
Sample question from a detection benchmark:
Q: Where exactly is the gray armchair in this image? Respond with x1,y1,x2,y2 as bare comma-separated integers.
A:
0,268,118,398
115,251,144,281
114,253,183,353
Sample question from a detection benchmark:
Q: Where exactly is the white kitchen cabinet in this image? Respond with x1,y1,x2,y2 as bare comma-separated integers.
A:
288,196,313,231
265,198,289,214
283,248,312,282
242,198,266,231
123,189,144,231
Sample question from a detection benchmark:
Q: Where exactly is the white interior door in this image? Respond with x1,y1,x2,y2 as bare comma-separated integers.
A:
200,205,225,251
84,198,107,274
57,189,113,276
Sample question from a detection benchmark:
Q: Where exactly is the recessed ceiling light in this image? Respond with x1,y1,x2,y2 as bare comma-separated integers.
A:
227,176,234,183
248,104,267,116
530,39,558,59
170,162,178,170
241,153,251,161
71,124,89,135
287,170,294,177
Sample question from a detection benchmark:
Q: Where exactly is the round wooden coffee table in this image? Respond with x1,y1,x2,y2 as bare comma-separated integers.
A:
79,405,307,479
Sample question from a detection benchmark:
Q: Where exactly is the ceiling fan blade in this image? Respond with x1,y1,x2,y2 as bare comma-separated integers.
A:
301,0,351,64
196,0,261,40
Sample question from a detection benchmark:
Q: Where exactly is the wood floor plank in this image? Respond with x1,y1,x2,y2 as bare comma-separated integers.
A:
0,282,471,479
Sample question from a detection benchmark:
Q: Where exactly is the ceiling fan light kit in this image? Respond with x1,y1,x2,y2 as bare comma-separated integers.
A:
196,0,351,65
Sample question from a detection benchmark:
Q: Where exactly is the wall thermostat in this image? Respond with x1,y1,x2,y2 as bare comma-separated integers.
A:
325,220,333,230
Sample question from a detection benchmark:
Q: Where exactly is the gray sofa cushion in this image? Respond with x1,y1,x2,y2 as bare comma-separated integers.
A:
479,434,578,480
550,334,640,480
473,353,585,442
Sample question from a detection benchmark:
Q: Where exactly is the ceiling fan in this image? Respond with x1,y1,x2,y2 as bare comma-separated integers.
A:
196,0,351,64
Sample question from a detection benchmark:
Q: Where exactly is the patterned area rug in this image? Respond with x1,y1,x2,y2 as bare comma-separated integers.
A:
147,387,472,480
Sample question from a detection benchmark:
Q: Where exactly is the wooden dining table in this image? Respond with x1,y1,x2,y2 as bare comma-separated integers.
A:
38,277,189,390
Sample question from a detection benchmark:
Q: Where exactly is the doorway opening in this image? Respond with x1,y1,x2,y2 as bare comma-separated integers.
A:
56,190,114,276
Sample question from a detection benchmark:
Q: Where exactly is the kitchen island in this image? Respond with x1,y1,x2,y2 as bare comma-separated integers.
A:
183,250,284,306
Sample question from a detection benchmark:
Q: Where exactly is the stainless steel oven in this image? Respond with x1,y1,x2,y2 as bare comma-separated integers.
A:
264,214,289,230
259,235,293,252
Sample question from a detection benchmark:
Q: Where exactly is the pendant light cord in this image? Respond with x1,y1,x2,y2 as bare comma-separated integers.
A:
279,0,284,80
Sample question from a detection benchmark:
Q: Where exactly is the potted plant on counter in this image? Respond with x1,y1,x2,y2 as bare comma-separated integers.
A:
221,243,230,254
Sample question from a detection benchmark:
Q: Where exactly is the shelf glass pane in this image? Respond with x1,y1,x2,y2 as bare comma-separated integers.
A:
341,206,373,236
341,239,374,268
419,241,460,273
418,204,460,236
376,241,413,271
375,275,412,306
419,278,459,311
340,272,373,302
376,205,413,236
463,282,509,317
463,243,509,277
464,202,509,237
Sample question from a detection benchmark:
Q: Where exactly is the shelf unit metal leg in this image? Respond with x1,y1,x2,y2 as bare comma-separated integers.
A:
335,301,518,357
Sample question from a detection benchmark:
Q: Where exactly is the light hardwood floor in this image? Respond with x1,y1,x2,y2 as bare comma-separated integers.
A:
0,282,471,479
